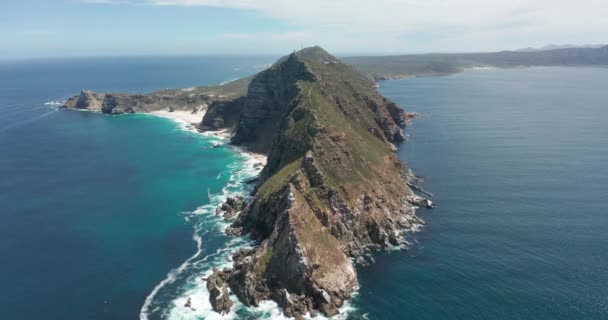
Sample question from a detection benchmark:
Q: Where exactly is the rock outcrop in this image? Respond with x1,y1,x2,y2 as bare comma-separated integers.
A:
206,268,233,314
215,196,246,220
202,46,430,318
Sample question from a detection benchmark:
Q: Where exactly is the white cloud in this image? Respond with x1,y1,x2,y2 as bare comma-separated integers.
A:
83,0,608,52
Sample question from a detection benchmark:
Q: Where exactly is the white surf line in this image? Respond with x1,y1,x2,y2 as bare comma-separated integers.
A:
44,100,66,106
140,141,254,320
139,225,208,320
138,114,357,319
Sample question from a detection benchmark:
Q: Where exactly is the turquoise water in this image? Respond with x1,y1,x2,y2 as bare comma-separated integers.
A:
2,59,607,320
0,57,274,319
347,67,608,319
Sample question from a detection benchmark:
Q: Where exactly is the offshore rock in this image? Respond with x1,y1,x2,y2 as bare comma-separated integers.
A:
215,196,246,220
206,269,233,314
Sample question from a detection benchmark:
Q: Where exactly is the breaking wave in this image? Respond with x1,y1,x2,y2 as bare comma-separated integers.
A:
44,100,65,106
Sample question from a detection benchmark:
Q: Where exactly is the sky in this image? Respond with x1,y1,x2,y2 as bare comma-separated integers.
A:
1,0,607,59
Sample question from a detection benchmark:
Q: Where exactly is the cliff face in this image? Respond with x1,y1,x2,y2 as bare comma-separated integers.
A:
203,47,427,318
200,54,317,153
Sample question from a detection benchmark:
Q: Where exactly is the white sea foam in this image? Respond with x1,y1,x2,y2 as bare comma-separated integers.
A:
44,100,65,106
140,167,253,320
139,126,264,319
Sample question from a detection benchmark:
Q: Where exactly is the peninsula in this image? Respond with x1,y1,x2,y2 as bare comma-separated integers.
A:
62,44,608,318
63,46,430,318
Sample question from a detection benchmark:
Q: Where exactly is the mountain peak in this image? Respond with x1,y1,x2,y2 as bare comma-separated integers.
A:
293,45,336,63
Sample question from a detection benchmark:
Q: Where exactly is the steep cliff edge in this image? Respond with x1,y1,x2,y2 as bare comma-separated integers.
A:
202,47,427,318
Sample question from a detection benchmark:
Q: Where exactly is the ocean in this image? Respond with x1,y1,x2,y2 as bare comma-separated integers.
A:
1,59,607,320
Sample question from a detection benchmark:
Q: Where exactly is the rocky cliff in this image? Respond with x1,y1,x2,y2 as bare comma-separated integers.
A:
202,47,428,318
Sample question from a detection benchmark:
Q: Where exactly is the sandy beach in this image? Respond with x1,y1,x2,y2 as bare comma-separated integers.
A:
150,109,205,125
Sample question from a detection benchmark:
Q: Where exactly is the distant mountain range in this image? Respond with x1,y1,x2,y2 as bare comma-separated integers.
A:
343,45,608,80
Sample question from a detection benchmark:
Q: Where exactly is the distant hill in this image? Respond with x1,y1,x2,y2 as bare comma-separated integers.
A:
516,44,606,52
343,45,608,80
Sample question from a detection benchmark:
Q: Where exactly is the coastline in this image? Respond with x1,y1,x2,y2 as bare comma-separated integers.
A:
144,109,371,319
149,109,205,125
148,108,268,167
139,110,274,319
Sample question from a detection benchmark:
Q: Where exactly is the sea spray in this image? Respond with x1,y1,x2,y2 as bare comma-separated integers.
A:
44,100,66,106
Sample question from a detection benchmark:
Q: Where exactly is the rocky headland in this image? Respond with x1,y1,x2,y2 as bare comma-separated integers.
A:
199,47,429,318
62,76,251,116
62,46,431,318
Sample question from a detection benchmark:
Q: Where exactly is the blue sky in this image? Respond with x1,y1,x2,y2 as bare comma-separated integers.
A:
1,0,607,59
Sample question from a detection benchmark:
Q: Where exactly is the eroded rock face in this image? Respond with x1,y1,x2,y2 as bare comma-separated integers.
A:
230,54,318,153
199,98,246,130
75,90,103,110
206,269,233,314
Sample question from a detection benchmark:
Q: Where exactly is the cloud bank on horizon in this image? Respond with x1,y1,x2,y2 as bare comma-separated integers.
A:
1,0,607,58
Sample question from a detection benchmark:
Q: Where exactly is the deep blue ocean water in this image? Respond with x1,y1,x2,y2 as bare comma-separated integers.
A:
349,67,608,320
1,59,607,320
